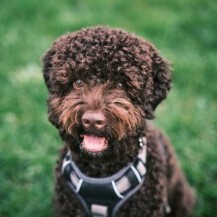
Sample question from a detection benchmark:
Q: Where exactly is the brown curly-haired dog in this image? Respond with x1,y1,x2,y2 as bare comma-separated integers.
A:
42,26,195,217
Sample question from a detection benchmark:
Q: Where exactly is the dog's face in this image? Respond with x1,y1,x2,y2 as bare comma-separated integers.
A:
42,26,171,159
47,75,145,157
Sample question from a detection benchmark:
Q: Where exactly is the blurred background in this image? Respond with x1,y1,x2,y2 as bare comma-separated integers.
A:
0,0,216,216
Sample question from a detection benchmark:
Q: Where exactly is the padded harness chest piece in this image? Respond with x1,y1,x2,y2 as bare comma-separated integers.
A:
61,137,147,217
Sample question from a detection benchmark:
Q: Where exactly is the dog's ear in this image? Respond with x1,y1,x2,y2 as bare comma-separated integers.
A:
144,46,172,119
42,48,56,91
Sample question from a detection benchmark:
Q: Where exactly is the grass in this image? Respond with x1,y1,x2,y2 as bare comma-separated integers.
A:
0,0,216,216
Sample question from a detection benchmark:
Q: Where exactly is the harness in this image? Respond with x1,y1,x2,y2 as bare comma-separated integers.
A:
61,137,147,217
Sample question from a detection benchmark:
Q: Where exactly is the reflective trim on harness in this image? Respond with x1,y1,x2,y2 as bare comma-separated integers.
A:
111,180,124,199
61,137,147,217
130,165,142,183
76,179,83,193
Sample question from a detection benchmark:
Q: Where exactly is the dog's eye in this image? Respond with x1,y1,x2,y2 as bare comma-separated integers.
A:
74,79,84,88
117,82,123,89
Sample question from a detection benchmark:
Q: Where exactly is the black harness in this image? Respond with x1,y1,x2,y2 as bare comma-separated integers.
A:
61,137,147,217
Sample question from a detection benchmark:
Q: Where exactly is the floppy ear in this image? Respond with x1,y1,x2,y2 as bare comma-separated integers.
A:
42,48,56,91
144,47,172,119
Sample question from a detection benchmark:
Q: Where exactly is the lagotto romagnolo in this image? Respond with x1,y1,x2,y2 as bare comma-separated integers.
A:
42,26,195,217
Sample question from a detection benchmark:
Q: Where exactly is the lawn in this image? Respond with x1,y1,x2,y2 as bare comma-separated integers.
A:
0,0,216,216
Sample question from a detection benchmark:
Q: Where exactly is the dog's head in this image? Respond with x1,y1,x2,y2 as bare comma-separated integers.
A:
42,26,171,159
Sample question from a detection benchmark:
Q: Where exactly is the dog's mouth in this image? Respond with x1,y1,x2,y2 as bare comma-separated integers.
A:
80,134,108,153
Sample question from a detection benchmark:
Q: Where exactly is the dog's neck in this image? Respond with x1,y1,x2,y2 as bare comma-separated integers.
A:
66,133,145,178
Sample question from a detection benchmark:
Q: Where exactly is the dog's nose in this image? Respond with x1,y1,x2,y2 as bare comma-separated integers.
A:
82,110,106,129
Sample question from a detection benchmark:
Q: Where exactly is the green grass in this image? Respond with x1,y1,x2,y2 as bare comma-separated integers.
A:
0,0,216,216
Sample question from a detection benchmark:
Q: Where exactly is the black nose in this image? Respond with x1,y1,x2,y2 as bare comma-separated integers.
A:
82,110,106,129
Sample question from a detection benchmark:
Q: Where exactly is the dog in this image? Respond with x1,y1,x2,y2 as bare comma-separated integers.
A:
42,26,195,217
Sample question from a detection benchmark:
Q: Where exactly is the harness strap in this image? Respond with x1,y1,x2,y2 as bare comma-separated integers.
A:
61,137,147,217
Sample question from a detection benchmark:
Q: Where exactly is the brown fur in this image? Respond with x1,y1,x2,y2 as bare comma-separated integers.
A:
42,26,195,217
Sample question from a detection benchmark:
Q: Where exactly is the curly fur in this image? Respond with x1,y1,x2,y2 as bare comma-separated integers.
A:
42,26,195,217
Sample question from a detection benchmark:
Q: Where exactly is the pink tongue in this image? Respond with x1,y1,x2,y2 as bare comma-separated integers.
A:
82,135,107,152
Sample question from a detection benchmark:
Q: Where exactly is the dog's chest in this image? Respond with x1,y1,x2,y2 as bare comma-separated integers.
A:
61,140,167,217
